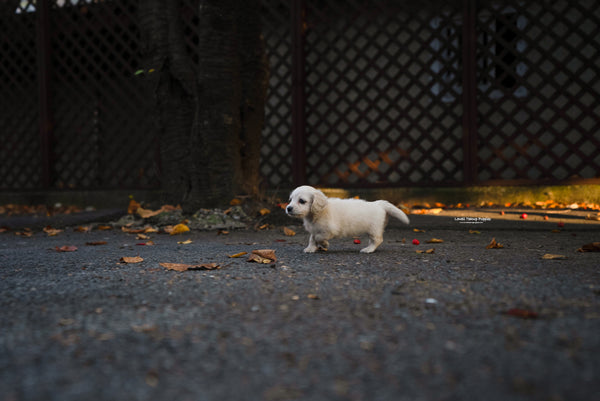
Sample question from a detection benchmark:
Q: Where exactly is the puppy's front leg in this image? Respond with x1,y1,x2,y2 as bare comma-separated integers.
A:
304,234,318,253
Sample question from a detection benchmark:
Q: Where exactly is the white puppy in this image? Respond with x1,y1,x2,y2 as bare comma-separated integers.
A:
286,185,409,253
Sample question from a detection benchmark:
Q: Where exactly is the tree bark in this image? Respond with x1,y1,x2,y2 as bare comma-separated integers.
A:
138,0,268,211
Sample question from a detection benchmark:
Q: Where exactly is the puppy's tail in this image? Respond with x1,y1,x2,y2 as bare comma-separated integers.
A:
379,201,410,225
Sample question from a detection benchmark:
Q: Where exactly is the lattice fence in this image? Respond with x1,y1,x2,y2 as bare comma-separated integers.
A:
475,0,600,183
1,0,599,191
0,0,158,190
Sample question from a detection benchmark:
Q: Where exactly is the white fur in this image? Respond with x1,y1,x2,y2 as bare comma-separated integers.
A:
286,185,409,253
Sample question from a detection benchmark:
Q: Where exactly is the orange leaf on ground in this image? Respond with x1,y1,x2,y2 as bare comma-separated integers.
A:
486,238,504,249
426,238,444,243
283,227,296,236
159,262,220,272
55,245,77,252
577,242,600,252
128,199,141,214
120,256,144,264
247,249,277,264
167,223,190,235
44,226,63,236
228,252,248,258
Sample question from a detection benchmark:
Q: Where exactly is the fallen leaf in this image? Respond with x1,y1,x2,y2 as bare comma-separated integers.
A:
577,242,600,252
504,308,538,319
128,199,141,214
486,238,504,249
44,226,63,236
120,256,144,264
257,223,270,230
217,230,229,235
248,249,277,264
137,233,150,240
230,198,242,206
86,241,107,246
136,241,155,246
228,252,248,258
122,226,147,234
169,223,190,235
259,208,271,216
426,238,444,243
416,248,435,254
15,230,33,237
283,227,296,236
307,294,320,300
74,226,92,233
159,262,220,272
137,206,168,219
55,245,77,252
585,214,600,221
469,230,481,234
542,253,567,260
413,228,426,233
177,239,192,245
97,225,113,230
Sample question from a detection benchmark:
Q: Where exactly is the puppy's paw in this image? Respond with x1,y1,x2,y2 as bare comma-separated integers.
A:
304,246,317,253
360,247,376,253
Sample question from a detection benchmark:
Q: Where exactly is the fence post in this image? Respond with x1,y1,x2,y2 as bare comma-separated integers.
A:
461,0,478,185
291,0,307,186
37,0,53,188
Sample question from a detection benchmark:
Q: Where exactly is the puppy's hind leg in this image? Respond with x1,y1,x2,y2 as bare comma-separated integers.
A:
360,234,383,253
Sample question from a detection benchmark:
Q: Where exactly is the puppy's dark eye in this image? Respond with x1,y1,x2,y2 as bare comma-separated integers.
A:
299,198,306,205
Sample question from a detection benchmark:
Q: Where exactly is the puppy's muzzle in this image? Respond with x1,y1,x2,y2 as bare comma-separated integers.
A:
286,205,294,215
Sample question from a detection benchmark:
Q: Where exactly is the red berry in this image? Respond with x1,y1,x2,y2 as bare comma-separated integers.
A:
353,239,361,244
520,213,528,219
412,239,420,245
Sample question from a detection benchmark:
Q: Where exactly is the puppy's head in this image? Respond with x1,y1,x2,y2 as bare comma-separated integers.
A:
286,186,328,219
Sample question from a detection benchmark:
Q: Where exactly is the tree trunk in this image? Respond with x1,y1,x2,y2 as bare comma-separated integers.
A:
138,0,268,211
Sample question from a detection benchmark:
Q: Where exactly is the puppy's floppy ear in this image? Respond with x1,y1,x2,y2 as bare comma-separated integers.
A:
310,189,328,215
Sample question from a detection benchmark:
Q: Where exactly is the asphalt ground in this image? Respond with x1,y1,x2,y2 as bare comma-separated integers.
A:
1,210,599,401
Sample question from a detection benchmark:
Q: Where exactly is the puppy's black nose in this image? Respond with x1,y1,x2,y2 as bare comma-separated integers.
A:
286,206,293,213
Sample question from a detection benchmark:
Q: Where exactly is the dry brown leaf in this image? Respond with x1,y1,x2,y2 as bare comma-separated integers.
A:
307,294,320,300
283,227,296,236
177,239,193,245
230,198,242,206
15,230,33,237
577,242,600,252
426,238,444,243
120,256,144,264
247,249,277,264
469,230,481,234
97,225,113,230
416,248,435,254
259,208,271,216
136,233,150,240
55,245,77,252
486,238,504,249
128,199,141,214
413,228,426,233
136,206,165,219
159,262,220,272
121,226,146,234
542,253,567,260
74,226,92,233
44,226,63,236
228,252,248,258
